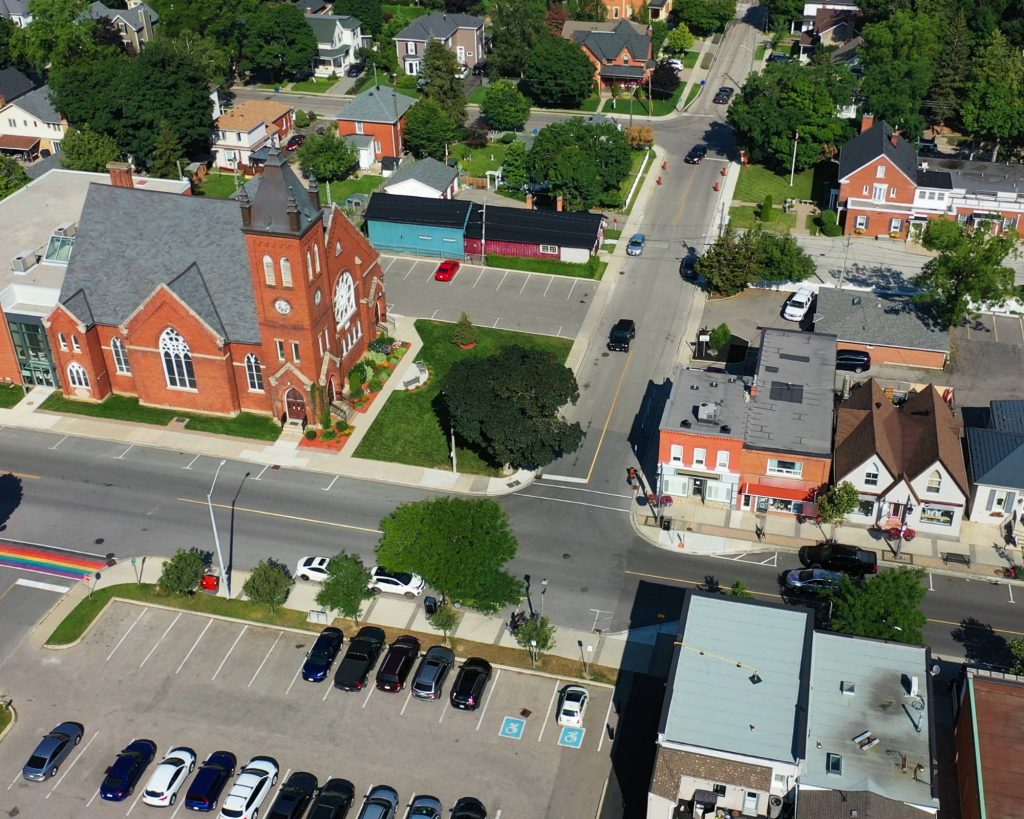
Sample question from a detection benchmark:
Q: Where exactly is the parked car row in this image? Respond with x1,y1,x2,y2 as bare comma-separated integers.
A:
781,543,878,598
295,558,426,599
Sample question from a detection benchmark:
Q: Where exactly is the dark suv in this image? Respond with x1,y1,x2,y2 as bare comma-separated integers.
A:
450,657,492,710
376,636,421,692
412,645,455,700
608,319,636,352
836,350,870,373
684,144,708,164
799,543,878,575
267,771,318,819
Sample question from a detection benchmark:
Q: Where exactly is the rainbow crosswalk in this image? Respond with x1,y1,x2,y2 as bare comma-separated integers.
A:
0,541,108,580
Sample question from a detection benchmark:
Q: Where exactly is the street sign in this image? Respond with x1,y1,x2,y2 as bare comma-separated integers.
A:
499,716,526,740
558,726,585,749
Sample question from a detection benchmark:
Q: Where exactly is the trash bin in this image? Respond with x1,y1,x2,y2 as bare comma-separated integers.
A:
660,517,672,531
423,596,438,616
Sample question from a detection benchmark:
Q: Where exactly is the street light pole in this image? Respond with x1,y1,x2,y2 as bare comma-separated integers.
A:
523,574,534,617
577,639,589,676
207,459,230,598
789,131,800,187
540,578,547,616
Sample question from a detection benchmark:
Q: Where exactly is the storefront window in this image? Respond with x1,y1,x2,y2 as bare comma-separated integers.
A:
8,318,58,387
920,505,954,526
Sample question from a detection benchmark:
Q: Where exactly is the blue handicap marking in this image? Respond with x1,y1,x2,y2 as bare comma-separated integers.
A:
558,726,586,749
499,716,526,740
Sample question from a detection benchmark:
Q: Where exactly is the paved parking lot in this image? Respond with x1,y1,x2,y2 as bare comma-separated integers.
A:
381,255,596,339
1,601,614,818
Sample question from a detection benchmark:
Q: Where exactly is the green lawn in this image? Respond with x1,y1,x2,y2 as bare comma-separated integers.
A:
683,83,702,108
754,43,767,60
0,703,9,735
601,82,683,116
683,50,700,69
620,149,653,213
351,75,422,99
40,393,281,441
734,162,816,204
354,320,571,473
604,228,622,240
326,174,384,204
468,86,489,105
452,142,508,177
486,253,605,279
291,76,340,94
0,384,26,409
198,172,245,199
728,205,797,234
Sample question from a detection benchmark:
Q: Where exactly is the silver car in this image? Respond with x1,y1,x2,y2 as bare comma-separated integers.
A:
407,794,442,818
412,646,455,700
357,785,399,819
22,721,84,781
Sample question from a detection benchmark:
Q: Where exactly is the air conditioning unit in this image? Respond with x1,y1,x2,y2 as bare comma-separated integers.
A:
10,251,36,273
697,402,719,423
54,221,77,237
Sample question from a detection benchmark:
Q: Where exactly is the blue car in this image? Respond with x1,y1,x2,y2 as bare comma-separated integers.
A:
184,750,236,812
302,627,344,682
99,739,157,801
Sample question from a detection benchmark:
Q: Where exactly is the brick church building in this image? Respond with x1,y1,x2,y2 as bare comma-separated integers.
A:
1,152,386,424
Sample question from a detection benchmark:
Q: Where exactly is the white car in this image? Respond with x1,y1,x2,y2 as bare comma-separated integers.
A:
219,756,278,819
295,556,331,582
665,58,684,71
557,684,589,728
783,287,814,322
142,746,196,807
369,566,425,598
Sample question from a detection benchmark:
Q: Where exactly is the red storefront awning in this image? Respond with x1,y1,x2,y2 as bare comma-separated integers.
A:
741,483,813,502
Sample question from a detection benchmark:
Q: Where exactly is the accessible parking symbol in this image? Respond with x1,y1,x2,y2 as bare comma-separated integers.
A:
499,716,526,740
558,726,585,749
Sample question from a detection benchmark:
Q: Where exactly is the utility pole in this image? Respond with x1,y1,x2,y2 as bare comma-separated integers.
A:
789,131,799,187
207,459,230,598
838,235,851,289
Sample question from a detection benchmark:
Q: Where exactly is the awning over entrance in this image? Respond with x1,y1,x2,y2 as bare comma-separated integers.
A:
741,482,813,502
0,134,40,151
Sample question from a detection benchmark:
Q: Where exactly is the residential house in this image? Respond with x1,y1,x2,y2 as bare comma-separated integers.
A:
838,116,1024,238
952,668,1024,819
296,0,331,13
964,400,1024,526
84,1,158,52
383,158,459,199
601,0,673,19
0,67,37,107
0,0,32,26
0,155,387,422
814,288,950,370
0,85,68,161
797,7,862,61
365,193,604,262
392,12,485,75
305,13,362,78
211,100,294,173
791,0,859,33
649,592,939,819
834,379,968,536
562,20,653,93
335,85,416,163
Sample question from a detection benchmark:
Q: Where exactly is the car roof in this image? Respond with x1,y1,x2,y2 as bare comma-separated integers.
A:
424,645,454,660
302,556,330,567
629,233,644,241
354,626,386,641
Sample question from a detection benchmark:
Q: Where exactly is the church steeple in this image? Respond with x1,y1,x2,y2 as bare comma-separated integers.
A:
242,148,322,237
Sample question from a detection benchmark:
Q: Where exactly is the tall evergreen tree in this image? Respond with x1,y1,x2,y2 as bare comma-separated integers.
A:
421,39,467,124
924,11,970,127
149,120,185,180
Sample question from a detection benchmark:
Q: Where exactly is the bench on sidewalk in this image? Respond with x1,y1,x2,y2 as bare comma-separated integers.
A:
400,361,429,391
941,552,972,568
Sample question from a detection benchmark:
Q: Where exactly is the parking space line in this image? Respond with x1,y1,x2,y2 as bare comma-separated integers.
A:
400,690,414,715
519,276,530,294
430,309,439,320
537,680,561,743
86,787,101,807
248,631,284,688
212,625,248,681
48,730,99,798
183,454,200,470
322,682,332,702
6,771,21,790
252,465,269,481
269,768,290,806
496,271,509,291
106,607,147,662
438,702,447,724
597,697,615,753
475,669,500,730
49,435,68,450
285,663,303,696
543,277,554,297
125,786,146,815
993,318,999,342
114,444,133,460
177,619,212,674
140,611,182,668
362,685,375,708
473,269,485,287
566,280,578,301
382,257,399,276
492,318,501,328
322,476,339,492
170,795,185,819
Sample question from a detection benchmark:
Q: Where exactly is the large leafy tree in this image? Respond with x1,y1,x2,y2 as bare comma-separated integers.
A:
491,0,547,77
158,548,207,595
961,30,1024,161
672,0,733,35
859,10,942,138
162,32,233,88
664,23,694,54
527,117,631,209
297,131,358,181
0,16,17,68
421,39,466,124
442,345,584,469
698,228,814,295
828,568,928,645
11,0,99,72
522,36,594,108
149,0,257,45
568,0,606,20
242,559,294,612
924,11,970,128
650,60,681,100
334,0,383,35
816,481,861,528
500,138,528,190
377,498,523,613
915,220,1018,328
315,552,375,622
238,2,318,81
61,126,121,172
728,60,855,172
480,80,531,131
757,231,816,281
403,98,459,160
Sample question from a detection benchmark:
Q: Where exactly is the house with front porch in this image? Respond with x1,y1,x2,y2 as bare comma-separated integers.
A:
834,379,968,537
211,100,294,173
562,20,653,94
393,12,485,75
965,399,1024,527
305,13,362,78
0,85,68,161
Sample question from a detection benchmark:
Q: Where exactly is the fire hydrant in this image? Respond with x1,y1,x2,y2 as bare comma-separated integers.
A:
656,176,663,185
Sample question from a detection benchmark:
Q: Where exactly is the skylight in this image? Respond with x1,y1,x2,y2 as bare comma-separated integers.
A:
43,234,75,265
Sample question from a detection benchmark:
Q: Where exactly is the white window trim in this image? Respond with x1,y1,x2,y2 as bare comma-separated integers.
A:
768,459,803,478
276,339,285,361
67,362,89,388
71,334,81,352
693,448,707,467
111,337,131,375
855,214,868,230
539,244,558,255
291,341,301,363
58,332,68,351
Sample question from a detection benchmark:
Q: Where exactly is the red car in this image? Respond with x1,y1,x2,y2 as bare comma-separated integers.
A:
434,260,460,282
285,134,305,152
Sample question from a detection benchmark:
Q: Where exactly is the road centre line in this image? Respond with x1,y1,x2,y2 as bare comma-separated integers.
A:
47,730,99,798
0,468,40,480
106,607,147,662
212,626,248,681
140,612,182,668
177,498,383,534
177,619,212,674
624,569,779,600
475,669,500,730
537,680,561,743
584,349,633,483
597,697,615,753
517,493,630,514
248,631,284,688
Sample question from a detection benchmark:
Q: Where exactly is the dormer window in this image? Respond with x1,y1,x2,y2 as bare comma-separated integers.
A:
623,55,630,64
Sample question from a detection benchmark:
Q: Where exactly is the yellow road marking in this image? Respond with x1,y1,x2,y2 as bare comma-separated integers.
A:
0,469,41,480
177,498,383,535
585,349,634,483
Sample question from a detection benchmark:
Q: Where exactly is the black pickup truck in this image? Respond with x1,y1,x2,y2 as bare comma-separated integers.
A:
333,626,386,691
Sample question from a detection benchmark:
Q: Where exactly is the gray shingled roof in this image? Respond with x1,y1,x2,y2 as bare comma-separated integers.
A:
383,157,457,194
0,0,31,17
922,157,1024,196
838,120,917,183
244,149,323,237
344,134,374,150
305,13,360,44
571,20,651,63
0,67,36,104
393,11,483,41
10,85,60,123
814,288,950,353
335,85,416,124
86,1,159,30
59,184,261,343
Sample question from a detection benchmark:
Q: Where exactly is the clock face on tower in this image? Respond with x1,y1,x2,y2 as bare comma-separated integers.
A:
274,298,291,315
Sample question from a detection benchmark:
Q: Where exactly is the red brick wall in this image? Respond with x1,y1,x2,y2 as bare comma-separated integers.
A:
839,153,916,237
337,120,402,159
658,430,744,467
0,313,23,386
954,689,981,819
737,450,831,498
837,341,947,370
45,306,112,401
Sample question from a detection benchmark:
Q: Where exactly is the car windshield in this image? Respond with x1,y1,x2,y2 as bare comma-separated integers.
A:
310,639,334,660
221,808,244,819
27,755,48,768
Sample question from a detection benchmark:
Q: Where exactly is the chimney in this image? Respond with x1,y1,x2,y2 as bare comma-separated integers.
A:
556,195,563,212
526,193,533,209
860,113,874,133
106,161,134,189
308,176,321,210
286,195,300,232
238,190,253,228
890,131,900,147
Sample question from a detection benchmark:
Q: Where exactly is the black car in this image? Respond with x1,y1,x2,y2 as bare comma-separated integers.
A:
309,778,355,819
267,771,318,819
346,63,364,78
680,250,700,280
452,797,487,819
713,86,734,104
836,349,871,373
184,750,236,812
799,543,878,575
684,144,708,164
766,53,793,62
450,657,492,710
302,627,344,682
376,635,421,692
334,626,386,691
608,318,636,352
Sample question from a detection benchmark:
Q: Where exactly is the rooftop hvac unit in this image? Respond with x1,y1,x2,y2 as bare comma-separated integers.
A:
696,402,719,423
54,221,77,237
10,251,36,273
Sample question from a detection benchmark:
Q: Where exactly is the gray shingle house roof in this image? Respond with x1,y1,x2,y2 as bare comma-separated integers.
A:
383,157,457,194
86,1,159,30
814,288,950,353
838,120,917,182
13,85,61,123
568,20,651,63
305,12,361,44
0,0,31,18
335,85,416,123
393,12,483,41
966,400,1024,490
242,149,324,237
0,67,36,104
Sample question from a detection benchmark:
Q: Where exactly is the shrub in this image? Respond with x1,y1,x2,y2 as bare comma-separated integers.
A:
158,548,207,595
451,312,479,346
307,109,317,122
335,420,351,433
295,110,310,129
304,428,317,440
709,322,732,351
819,210,842,236
499,132,517,144
760,194,774,221
368,377,384,392
464,125,489,148
626,125,654,148
321,429,338,441
242,559,293,612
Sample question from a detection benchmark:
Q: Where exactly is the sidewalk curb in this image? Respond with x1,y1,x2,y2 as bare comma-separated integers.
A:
0,703,17,745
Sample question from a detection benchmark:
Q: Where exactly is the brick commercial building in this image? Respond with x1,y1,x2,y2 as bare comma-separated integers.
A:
0,154,386,424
